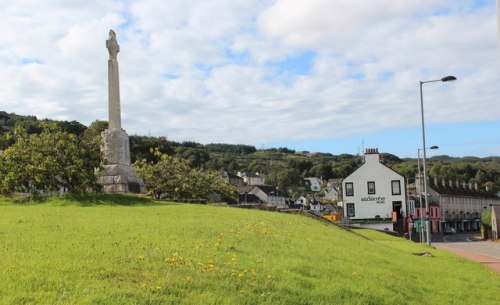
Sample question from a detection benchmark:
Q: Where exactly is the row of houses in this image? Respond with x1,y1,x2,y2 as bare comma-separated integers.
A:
220,148,500,237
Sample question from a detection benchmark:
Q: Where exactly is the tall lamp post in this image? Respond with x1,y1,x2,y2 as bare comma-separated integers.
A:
420,75,456,246
417,145,439,243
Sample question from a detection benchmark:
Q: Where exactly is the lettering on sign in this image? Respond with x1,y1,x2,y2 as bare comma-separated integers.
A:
361,196,386,204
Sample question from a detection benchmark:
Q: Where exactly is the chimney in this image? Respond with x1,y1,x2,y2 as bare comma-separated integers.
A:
364,148,380,163
364,148,379,154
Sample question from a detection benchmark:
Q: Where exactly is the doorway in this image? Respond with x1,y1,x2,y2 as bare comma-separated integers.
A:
392,201,403,219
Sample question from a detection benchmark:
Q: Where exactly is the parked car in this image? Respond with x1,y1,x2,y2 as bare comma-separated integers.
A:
443,227,456,235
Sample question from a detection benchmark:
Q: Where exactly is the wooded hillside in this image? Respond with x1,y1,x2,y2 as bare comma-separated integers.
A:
1,111,498,195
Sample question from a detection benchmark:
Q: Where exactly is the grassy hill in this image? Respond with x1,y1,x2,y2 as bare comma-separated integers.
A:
0,195,498,305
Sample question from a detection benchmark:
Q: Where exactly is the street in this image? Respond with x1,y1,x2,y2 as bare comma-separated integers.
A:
432,233,500,259
432,233,500,272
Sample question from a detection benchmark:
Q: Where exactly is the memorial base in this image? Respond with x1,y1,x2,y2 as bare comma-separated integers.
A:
98,128,145,194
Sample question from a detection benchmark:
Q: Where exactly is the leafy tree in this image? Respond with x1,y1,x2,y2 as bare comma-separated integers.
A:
129,135,174,163
0,124,102,196
309,162,333,180
175,146,210,168
481,209,492,228
205,143,256,155
55,120,87,137
133,149,236,202
82,120,108,143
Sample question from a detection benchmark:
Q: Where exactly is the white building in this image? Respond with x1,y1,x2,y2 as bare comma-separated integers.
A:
237,172,265,186
342,148,406,232
304,177,322,192
324,179,342,201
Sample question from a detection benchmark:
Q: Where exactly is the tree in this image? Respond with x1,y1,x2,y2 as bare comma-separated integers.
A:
0,124,102,196
175,146,210,168
82,120,108,143
481,208,492,240
133,149,236,202
129,135,174,163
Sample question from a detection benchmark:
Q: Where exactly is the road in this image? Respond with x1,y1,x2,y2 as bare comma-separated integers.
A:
432,233,500,272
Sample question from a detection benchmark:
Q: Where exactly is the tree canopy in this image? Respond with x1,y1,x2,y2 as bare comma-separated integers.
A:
1,111,499,196
0,124,101,196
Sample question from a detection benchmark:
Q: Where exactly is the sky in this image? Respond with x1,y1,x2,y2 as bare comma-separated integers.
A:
0,0,499,158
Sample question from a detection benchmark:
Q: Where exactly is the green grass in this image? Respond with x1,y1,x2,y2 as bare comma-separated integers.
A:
0,195,498,305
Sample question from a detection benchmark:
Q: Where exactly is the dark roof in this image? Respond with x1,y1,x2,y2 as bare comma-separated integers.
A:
429,184,498,199
237,185,279,196
221,171,243,180
253,185,278,196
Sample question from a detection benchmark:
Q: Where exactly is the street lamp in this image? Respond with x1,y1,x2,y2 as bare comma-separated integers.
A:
417,145,439,243
419,75,456,246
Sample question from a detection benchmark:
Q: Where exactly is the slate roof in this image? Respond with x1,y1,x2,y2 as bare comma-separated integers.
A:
221,171,242,180
237,185,280,196
429,184,498,199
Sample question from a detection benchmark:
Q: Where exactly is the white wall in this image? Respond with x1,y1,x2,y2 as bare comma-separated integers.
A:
349,222,394,231
342,153,406,220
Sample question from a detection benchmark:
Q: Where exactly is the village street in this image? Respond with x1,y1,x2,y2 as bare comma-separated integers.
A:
432,233,500,272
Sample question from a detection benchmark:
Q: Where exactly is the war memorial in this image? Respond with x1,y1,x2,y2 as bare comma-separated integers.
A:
98,30,144,193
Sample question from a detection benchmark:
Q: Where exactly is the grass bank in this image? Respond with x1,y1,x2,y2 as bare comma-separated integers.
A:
0,195,498,304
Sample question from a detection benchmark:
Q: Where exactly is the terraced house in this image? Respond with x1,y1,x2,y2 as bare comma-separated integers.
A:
416,177,500,233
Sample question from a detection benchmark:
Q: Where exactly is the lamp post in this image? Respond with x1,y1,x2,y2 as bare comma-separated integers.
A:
419,75,456,246
417,145,439,243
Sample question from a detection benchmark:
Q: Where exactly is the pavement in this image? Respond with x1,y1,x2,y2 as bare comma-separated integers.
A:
432,233,500,273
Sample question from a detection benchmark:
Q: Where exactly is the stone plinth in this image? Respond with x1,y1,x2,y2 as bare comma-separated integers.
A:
99,128,145,193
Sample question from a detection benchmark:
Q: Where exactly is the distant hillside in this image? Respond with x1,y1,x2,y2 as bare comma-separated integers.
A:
1,111,499,194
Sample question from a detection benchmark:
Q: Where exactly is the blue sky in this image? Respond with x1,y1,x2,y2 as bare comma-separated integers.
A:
269,120,500,157
0,0,498,158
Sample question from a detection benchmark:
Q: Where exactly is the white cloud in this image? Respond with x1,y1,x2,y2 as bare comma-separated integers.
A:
0,0,498,155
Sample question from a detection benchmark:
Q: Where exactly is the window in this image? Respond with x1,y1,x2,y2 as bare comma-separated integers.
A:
346,203,355,217
345,182,354,196
367,181,376,194
391,180,401,195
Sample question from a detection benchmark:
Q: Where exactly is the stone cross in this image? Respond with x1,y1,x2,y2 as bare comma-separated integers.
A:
106,29,121,130
100,29,145,194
